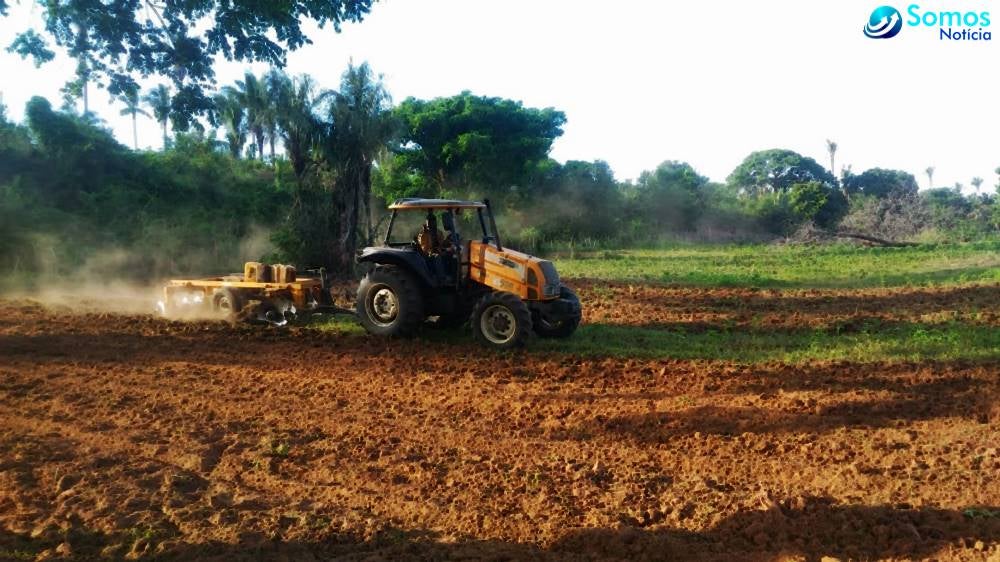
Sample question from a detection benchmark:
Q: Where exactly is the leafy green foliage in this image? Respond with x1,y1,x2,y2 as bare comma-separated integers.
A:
385,92,566,205
717,150,850,236
3,61,998,281
143,84,173,149
270,74,327,179
3,0,376,124
631,161,709,232
727,149,836,195
922,188,972,230
118,87,151,149
741,192,796,236
270,163,339,268
6,29,54,67
0,97,285,284
789,181,847,229
259,63,394,272
226,72,274,159
515,160,624,245
322,62,395,270
213,89,249,159
843,168,919,198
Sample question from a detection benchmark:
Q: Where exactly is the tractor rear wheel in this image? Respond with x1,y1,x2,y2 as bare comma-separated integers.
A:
533,285,581,338
356,266,425,337
472,291,532,350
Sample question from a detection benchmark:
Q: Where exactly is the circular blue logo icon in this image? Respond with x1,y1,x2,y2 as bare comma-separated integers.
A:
864,6,903,38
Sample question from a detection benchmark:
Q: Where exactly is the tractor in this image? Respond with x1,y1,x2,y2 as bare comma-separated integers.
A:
355,198,582,349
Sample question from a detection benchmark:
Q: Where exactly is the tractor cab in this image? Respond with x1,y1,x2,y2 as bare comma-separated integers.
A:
355,198,581,349
373,199,490,288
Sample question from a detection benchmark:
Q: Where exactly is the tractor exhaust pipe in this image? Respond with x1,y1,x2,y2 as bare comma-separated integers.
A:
483,198,503,251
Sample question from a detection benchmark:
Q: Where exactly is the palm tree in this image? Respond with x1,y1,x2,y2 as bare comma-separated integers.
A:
213,90,247,159
325,62,396,270
78,60,91,114
118,88,150,150
826,139,838,177
272,73,328,179
61,51,95,115
925,166,935,189
230,72,270,160
971,177,984,196
143,84,172,150
263,69,287,161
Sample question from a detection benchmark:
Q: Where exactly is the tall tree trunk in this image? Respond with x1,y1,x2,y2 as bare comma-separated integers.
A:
833,153,849,202
269,136,276,161
337,162,360,276
357,165,366,246
361,162,373,245
162,120,168,150
290,138,307,179
132,112,139,150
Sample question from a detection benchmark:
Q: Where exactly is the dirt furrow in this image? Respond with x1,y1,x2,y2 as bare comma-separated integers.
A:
1,301,999,560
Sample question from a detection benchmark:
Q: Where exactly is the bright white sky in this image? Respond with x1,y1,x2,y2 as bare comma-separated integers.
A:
1,0,997,190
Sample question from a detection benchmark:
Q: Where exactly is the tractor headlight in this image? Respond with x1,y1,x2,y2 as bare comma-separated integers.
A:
543,283,560,297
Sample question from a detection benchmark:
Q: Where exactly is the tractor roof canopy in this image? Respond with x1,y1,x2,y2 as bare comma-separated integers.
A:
388,198,486,210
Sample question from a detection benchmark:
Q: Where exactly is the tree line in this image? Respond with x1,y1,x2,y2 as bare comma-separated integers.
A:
115,67,1000,246
2,63,999,284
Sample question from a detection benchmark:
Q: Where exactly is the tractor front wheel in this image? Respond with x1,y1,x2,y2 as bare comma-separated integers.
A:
356,266,425,337
472,291,532,350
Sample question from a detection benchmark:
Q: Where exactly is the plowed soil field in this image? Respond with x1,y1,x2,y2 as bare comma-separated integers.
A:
1,282,999,561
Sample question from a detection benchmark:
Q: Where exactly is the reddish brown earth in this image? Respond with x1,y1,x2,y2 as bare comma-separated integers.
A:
577,280,1000,330
1,284,999,561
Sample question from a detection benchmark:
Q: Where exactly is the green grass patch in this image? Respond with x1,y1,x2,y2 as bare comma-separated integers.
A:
305,317,998,364
306,314,366,334
302,242,1000,363
0,535,46,562
553,242,1000,289
0,549,39,562
534,321,1000,363
963,507,1000,519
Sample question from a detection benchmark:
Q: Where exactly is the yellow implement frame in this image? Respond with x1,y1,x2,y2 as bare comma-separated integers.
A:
163,276,324,310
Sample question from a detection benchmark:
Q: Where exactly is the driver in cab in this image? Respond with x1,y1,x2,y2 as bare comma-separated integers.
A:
416,211,454,256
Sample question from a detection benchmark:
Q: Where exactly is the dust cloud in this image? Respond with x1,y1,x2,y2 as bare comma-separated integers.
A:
0,225,277,316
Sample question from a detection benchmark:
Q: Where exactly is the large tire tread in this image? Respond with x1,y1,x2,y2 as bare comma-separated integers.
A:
356,265,425,337
471,291,532,350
